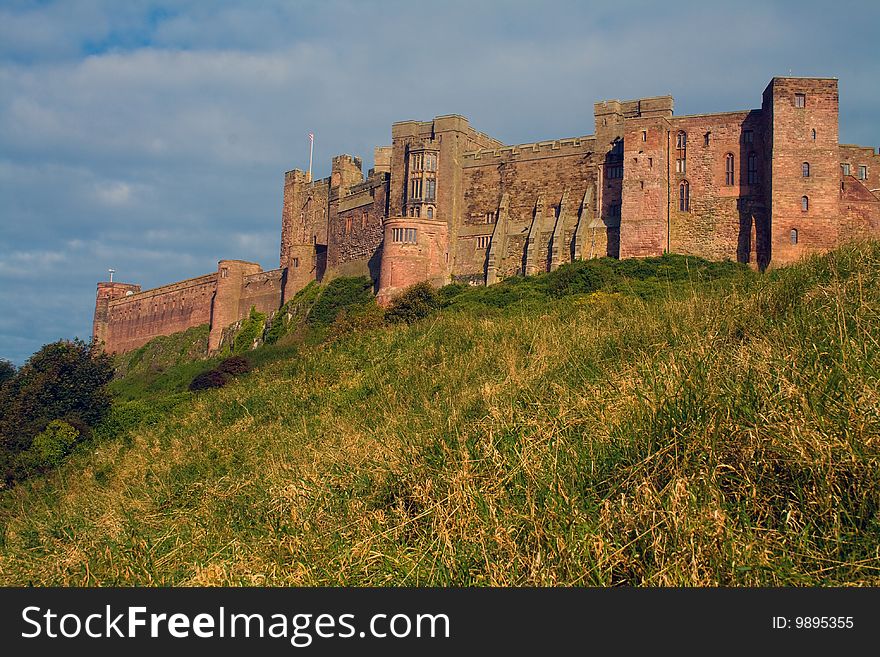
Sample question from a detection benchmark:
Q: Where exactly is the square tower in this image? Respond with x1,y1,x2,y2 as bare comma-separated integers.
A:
764,78,840,265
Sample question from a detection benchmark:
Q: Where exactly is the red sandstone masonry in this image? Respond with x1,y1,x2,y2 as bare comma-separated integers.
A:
95,76,879,354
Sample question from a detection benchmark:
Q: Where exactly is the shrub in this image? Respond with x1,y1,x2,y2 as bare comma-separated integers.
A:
216,355,252,376
188,369,229,392
233,307,267,354
546,259,617,297
0,359,14,387
26,420,79,468
385,282,440,324
308,277,374,328
437,283,468,306
0,339,113,456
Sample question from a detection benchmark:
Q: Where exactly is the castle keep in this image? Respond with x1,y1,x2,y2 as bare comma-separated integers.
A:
94,77,880,354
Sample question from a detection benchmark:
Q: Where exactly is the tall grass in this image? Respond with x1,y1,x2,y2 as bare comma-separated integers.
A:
0,244,878,585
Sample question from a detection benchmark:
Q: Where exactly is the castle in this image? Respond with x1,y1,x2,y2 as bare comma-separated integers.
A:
93,77,880,354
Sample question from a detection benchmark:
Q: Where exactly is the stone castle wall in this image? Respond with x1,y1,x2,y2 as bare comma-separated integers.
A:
95,76,879,352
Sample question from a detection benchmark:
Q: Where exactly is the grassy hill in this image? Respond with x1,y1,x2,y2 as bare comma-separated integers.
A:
1,244,878,586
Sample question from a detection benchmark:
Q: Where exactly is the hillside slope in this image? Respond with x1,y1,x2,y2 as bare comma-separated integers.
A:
1,244,879,586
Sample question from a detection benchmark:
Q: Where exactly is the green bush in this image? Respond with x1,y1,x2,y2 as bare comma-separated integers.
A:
233,307,267,354
26,420,80,468
0,339,113,456
308,277,374,328
385,282,440,324
546,259,617,297
0,359,15,387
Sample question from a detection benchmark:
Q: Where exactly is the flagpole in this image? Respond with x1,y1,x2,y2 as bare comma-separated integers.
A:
308,132,314,183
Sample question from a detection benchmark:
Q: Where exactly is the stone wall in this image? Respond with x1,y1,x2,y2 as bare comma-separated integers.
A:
460,138,598,281
766,78,841,265
239,267,285,317
101,273,216,354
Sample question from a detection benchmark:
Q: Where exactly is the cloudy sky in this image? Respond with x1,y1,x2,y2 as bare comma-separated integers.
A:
1,0,877,364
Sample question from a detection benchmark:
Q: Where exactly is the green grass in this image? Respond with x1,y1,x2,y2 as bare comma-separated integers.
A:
1,244,878,586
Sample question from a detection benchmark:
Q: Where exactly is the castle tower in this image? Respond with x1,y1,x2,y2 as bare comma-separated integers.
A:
93,281,140,348
764,77,840,265
208,259,262,351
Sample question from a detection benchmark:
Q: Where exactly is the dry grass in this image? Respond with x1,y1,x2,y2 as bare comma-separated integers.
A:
1,243,879,586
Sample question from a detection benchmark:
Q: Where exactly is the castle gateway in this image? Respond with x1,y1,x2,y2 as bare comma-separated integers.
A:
94,77,880,354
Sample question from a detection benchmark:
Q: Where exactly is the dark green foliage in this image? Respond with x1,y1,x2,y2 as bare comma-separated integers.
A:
307,276,375,328
0,339,114,484
233,307,267,354
188,370,229,392
385,282,440,324
546,258,617,297
437,283,468,306
444,253,752,310
0,359,15,387
216,355,252,376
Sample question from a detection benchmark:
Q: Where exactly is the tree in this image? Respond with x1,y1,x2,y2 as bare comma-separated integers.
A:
0,359,14,387
0,339,114,457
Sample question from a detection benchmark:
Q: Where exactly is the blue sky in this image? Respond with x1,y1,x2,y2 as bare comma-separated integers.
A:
1,0,878,364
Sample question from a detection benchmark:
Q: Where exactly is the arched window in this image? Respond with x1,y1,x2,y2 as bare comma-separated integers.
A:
747,152,758,185
679,180,690,212
676,131,687,174
790,229,798,245
802,162,810,177
427,206,434,219
725,153,735,185
801,196,809,212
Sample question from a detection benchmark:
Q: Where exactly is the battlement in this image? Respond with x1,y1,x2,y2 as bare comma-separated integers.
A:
462,135,595,165
106,272,217,308
95,75,879,354
594,95,674,120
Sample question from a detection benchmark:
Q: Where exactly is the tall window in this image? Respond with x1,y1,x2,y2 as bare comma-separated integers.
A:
858,165,868,180
425,178,436,202
476,235,490,249
795,93,806,108
607,165,623,179
790,229,798,245
747,152,758,185
725,153,735,185
704,132,710,147
676,131,687,174
802,162,810,177
743,130,754,144
427,206,434,219
410,178,422,199
391,227,417,244
679,180,690,212
842,163,851,176
811,128,817,141
801,196,809,212
425,153,437,171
